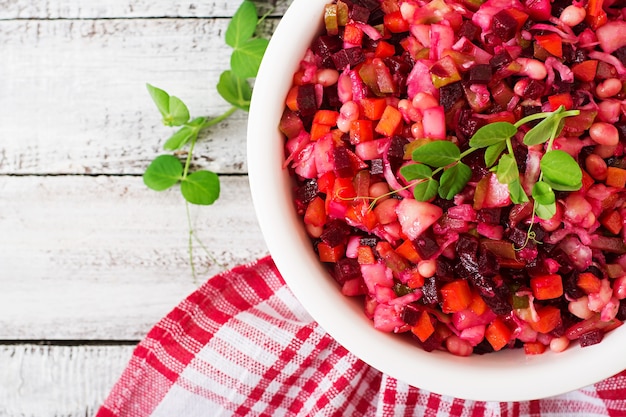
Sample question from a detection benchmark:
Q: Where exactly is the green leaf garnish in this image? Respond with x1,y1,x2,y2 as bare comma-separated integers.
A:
414,178,440,201
496,153,519,185
469,122,517,148
412,140,461,167
439,162,471,200
540,150,583,191
146,83,170,117
400,163,433,181
217,70,253,111
508,178,529,204
230,38,270,79
225,0,258,48
523,107,564,146
181,170,221,205
532,181,555,205
484,141,507,168
143,155,183,191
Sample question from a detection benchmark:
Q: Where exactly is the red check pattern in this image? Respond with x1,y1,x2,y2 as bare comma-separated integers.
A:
97,256,626,417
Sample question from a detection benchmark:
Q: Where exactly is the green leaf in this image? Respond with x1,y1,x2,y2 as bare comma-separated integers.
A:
412,141,461,168
469,122,517,148
532,181,555,205
181,170,221,205
508,178,529,204
166,96,190,126
217,70,253,111
225,0,258,48
231,38,270,79
438,162,471,200
496,153,519,185
535,201,557,220
400,163,432,181
523,107,564,146
146,83,170,118
484,141,507,168
540,150,583,191
143,155,183,191
163,126,195,151
413,178,439,201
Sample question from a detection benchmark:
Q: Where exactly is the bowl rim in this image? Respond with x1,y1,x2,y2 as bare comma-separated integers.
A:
247,0,626,402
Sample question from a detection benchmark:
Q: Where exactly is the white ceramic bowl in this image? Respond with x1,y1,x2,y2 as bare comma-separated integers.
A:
247,0,626,402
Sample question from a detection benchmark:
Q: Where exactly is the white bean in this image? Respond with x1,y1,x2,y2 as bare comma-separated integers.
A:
560,5,586,27
589,122,620,146
596,78,623,99
315,68,339,87
549,336,570,353
418,259,437,278
516,58,547,80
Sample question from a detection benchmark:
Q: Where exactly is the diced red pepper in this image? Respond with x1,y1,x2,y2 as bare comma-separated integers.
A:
529,305,562,334
304,196,327,228
411,310,435,342
310,122,332,141
384,10,409,33
375,40,396,59
535,33,563,58
344,23,363,46
485,317,513,351
349,119,374,144
317,171,336,194
440,279,472,313
524,341,547,355
530,274,564,300
548,93,573,111
606,167,626,188
318,242,345,263
395,239,422,264
572,60,598,83
332,177,357,200
375,105,403,137
600,210,623,235
577,272,602,294
360,97,388,121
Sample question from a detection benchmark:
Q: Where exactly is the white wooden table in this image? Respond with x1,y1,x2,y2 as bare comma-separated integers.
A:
0,1,291,414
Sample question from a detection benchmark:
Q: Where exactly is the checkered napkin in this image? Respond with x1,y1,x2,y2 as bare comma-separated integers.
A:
96,256,626,417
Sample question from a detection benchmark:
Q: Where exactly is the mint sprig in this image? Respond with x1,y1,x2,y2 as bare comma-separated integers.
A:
400,106,582,221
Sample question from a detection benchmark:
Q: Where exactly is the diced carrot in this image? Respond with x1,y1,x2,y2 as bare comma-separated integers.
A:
357,245,376,264
535,33,563,58
529,305,562,334
375,105,403,137
600,210,623,235
548,93,573,111
586,0,607,30
310,122,332,141
581,169,595,193
318,242,345,263
384,10,409,33
332,177,357,200
530,274,563,300
406,269,425,289
524,341,547,355
376,241,409,273
486,317,513,351
375,40,396,59
468,290,488,316
304,196,326,227
601,192,619,211
395,239,422,264
349,119,374,144
606,167,626,188
286,85,299,111
577,272,602,294
440,279,472,313
360,97,388,121
411,310,435,342
346,200,378,231
317,171,336,194
572,60,598,83
313,109,340,126
344,23,363,46
508,8,529,30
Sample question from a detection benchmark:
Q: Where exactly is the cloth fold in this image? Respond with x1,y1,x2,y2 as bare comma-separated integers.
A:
97,256,626,417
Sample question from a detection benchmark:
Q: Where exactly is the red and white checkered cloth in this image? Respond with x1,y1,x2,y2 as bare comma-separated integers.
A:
97,256,626,417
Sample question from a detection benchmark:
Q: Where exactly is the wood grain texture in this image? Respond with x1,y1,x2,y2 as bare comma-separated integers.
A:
0,344,135,416
0,16,283,175
0,0,291,19
0,174,268,340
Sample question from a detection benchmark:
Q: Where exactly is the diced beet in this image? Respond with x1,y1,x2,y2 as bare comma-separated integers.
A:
384,54,413,76
323,85,341,109
414,234,440,260
297,84,319,117
294,179,318,205
473,339,495,354
359,236,379,247
349,4,370,23
386,136,408,172
477,208,502,224
311,35,342,59
579,329,604,347
458,20,481,42
467,64,493,84
321,219,352,247
456,234,480,275
615,123,626,142
491,10,518,42
422,277,440,305
489,50,513,70
333,146,354,178
456,109,485,142
402,304,421,326
439,81,464,111
615,46,626,66
523,79,546,100
564,272,585,300
480,284,512,315
478,249,499,277
617,300,626,321
562,43,586,65
334,257,362,284
436,258,454,281
331,47,365,70
370,158,384,175
416,330,444,352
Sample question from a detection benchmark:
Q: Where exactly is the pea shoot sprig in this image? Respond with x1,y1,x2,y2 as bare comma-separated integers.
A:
141,0,269,277
143,0,269,205
400,106,582,220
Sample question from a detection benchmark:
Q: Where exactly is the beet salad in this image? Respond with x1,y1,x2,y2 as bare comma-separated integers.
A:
280,0,626,356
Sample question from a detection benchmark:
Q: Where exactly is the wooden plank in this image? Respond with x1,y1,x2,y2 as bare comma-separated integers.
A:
0,0,292,19
0,174,269,340
0,344,135,417
0,16,288,175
